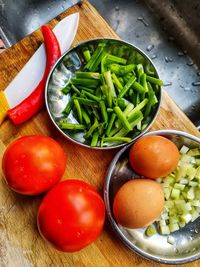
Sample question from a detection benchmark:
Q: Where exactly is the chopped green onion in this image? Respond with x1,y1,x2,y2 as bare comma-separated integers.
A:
59,122,85,130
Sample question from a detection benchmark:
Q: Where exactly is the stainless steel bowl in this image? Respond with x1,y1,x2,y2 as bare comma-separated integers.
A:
45,38,162,149
104,129,200,264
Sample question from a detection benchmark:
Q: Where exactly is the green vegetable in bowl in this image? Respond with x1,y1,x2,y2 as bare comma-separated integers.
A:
146,146,200,238
59,41,162,147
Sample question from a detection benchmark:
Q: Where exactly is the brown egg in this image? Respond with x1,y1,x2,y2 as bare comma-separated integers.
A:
113,178,164,229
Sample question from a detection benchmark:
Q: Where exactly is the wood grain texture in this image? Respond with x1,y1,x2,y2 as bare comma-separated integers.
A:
0,1,200,267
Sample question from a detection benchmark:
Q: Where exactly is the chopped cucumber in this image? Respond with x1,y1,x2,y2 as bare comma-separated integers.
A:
180,145,189,154
160,225,170,235
145,225,156,237
145,146,200,237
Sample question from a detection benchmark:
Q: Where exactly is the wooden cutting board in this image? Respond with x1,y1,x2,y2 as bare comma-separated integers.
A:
0,1,200,267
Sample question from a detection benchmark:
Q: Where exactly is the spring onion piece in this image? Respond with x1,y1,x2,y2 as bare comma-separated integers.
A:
146,75,163,86
104,70,116,97
82,48,91,62
73,97,97,106
91,131,99,147
103,136,132,143
63,98,74,116
112,73,123,92
71,78,99,88
106,113,116,136
100,100,108,123
82,90,101,102
71,84,81,95
106,54,127,65
84,118,99,139
110,64,135,76
74,99,82,123
59,122,85,130
114,106,132,131
82,108,91,126
133,81,146,94
115,103,134,128
76,72,100,80
84,43,106,71
118,76,136,98
127,98,148,121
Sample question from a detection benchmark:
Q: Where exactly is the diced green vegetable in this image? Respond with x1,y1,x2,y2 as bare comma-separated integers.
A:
145,225,156,237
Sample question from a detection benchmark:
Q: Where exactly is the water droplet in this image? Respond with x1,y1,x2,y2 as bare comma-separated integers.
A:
163,82,172,86
146,44,154,52
178,51,184,56
197,71,200,76
192,105,196,111
165,56,169,62
194,229,199,234
183,86,190,91
165,56,173,63
137,16,149,27
151,54,157,59
187,58,194,66
61,5,65,10
192,81,200,86
115,6,120,11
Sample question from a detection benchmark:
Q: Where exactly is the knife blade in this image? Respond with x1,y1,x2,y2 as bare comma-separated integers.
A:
4,12,79,109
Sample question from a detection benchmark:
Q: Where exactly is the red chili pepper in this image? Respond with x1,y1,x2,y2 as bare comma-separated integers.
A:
7,25,61,125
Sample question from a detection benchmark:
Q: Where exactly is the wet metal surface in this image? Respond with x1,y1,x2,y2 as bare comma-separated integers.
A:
90,0,200,128
0,0,199,127
0,0,81,46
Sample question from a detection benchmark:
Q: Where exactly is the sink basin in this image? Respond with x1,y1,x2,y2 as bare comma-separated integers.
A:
0,0,199,128
0,0,81,46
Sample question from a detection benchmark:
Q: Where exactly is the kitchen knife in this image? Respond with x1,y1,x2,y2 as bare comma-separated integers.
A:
0,12,79,124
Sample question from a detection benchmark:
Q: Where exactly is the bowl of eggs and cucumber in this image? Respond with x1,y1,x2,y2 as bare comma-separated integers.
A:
104,129,200,264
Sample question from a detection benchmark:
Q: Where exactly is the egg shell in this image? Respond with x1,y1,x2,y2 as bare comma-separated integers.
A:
129,135,180,179
113,178,164,229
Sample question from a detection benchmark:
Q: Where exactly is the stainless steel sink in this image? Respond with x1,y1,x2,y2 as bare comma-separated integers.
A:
0,0,199,128
0,0,81,46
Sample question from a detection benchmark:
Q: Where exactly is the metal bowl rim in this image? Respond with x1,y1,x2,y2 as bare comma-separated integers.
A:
45,37,162,150
104,129,200,264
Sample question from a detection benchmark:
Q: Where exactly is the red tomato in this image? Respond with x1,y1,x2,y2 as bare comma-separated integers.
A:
37,180,105,252
2,136,66,195
129,135,180,178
